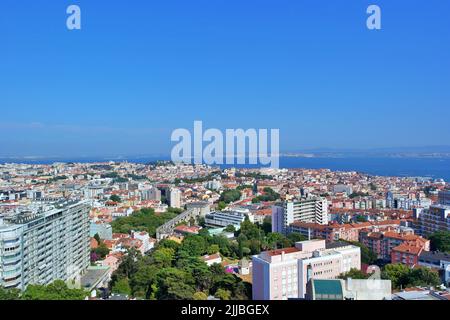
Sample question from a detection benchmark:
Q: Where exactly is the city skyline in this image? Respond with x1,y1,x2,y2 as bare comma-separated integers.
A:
2,0,450,157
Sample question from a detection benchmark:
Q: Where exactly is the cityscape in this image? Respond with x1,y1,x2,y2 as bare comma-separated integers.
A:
0,161,449,300
1,0,450,308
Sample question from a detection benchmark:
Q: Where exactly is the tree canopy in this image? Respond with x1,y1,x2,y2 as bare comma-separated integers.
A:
111,208,181,237
381,264,441,289
428,231,450,253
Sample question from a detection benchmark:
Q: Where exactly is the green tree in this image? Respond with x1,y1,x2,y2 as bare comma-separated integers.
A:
180,235,208,256
110,194,122,203
130,265,159,299
153,248,175,267
224,225,236,233
217,201,227,211
266,232,285,250
0,287,21,300
93,243,110,259
112,277,132,296
261,216,272,234
193,292,208,300
158,239,181,251
219,190,241,204
207,244,220,255
339,268,369,280
382,264,441,290
382,264,411,289
287,232,307,244
155,268,195,300
408,267,441,287
428,231,450,253
215,288,232,300
93,233,101,244
252,187,280,203
22,280,87,300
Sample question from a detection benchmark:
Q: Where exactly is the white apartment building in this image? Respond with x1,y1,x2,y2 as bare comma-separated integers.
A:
0,200,91,290
252,240,361,300
272,197,328,235
204,209,253,230
169,188,182,209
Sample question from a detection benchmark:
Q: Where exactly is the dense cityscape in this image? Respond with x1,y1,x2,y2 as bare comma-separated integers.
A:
0,161,448,300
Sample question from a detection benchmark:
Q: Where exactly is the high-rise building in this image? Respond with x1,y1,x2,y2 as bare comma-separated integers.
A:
415,204,450,236
0,200,91,290
140,186,161,201
272,197,328,234
169,188,182,209
438,190,450,206
252,240,361,300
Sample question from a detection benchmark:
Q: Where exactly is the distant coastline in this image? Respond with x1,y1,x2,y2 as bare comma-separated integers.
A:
1,155,449,181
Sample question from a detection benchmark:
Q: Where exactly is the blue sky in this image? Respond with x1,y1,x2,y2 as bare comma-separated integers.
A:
1,0,450,157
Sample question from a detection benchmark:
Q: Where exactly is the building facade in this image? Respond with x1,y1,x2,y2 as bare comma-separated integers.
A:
415,204,450,236
272,197,328,235
204,209,253,229
0,200,91,290
252,240,361,300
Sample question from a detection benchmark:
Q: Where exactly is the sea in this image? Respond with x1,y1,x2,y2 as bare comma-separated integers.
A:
1,156,449,181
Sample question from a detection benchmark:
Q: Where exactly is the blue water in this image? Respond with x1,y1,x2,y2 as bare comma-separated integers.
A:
1,156,449,181
278,157,450,181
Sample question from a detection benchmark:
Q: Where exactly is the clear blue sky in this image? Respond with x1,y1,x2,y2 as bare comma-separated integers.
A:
1,0,449,157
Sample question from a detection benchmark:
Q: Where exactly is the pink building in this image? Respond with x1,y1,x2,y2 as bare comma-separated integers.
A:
102,253,123,275
252,240,361,300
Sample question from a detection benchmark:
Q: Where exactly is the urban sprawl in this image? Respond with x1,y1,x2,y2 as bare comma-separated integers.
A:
0,161,449,300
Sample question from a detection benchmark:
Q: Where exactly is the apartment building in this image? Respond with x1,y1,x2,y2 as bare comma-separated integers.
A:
391,244,423,267
140,186,161,202
415,204,450,236
359,229,430,261
169,188,182,209
419,251,450,286
0,200,91,290
272,197,328,235
288,218,405,244
204,208,253,230
438,190,450,206
252,239,361,300
288,222,359,242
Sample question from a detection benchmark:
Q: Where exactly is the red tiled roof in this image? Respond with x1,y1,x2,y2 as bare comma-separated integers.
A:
392,244,422,255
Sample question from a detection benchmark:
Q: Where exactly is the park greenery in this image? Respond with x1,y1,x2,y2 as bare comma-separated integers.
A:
339,268,369,280
109,194,122,203
217,201,227,211
349,192,370,199
252,187,280,203
0,280,88,300
109,247,251,300
111,207,183,237
428,231,450,253
381,264,441,289
235,172,273,180
219,189,242,204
